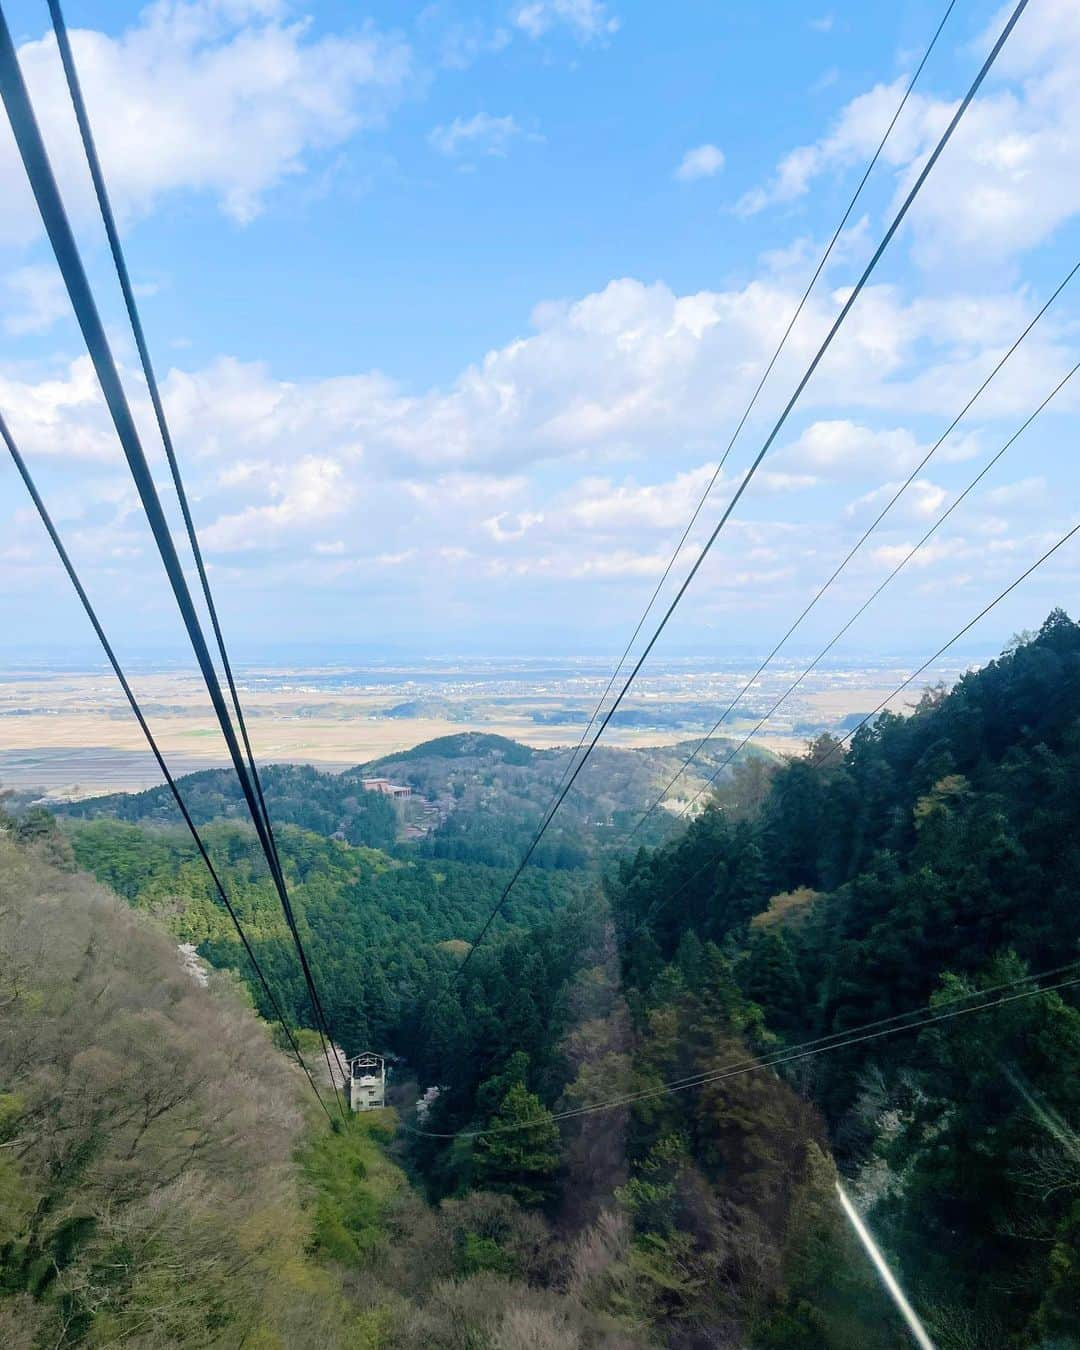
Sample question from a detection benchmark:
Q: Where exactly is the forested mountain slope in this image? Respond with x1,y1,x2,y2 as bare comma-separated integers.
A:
0,830,659,1347
59,761,401,848
602,609,1080,1344
64,820,587,1058
59,730,767,866
0,828,359,1346
7,614,1078,1347
1,817,893,1348
386,612,1080,1346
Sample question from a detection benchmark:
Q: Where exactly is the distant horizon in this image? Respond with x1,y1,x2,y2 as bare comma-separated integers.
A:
0,640,1011,673
2,1,1078,664
0,635,994,798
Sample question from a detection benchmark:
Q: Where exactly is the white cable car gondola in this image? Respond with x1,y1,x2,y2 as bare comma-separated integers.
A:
348,1052,386,1112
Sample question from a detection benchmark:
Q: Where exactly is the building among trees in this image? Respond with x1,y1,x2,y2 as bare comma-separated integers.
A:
361,777,412,799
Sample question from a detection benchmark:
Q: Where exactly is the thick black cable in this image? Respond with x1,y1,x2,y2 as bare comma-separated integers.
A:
536,0,959,834
45,0,346,1087
457,0,1029,973
0,411,336,1126
646,280,1080,827
409,963,1080,1138
0,8,347,1105
45,0,292,947
651,517,1080,914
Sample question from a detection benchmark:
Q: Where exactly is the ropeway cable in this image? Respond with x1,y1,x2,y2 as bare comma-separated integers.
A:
640,517,1080,917
0,7,347,1093
408,961,1080,1139
530,0,960,835
634,260,1080,829
456,0,1031,973
670,352,1080,823
817,520,1080,766
45,0,292,941
42,0,349,1091
0,410,339,1125
416,952,1080,1134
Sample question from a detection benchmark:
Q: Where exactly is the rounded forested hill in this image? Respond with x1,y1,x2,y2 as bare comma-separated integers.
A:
354,732,536,770
352,732,770,869
55,761,399,849
52,731,769,869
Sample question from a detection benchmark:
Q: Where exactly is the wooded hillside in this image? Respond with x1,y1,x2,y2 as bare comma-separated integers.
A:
6,614,1078,1347
0,828,362,1346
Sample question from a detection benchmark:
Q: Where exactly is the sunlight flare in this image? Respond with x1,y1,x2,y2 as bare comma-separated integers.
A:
835,1181,937,1350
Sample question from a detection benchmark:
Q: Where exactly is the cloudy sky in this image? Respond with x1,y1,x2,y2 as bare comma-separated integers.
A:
0,0,1077,665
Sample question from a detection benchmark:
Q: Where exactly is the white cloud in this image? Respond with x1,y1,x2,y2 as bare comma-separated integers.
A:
736,78,948,217
871,538,964,570
845,477,949,522
484,510,544,542
3,264,69,335
3,271,1075,618
0,355,119,461
429,112,523,158
0,544,35,565
532,548,671,580
675,143,724,182
7,278,1075,488
980,475,1048,510
416,8,512,70
937,430,983,463
404,473,526,508
217,459,272,487
513,1,619,43
738,0,1080,263
556,463,813,538
758,470,819,492
778,421,925,477
0,0,411,243
759,215,871,281
812,67,839,94
202,455,351,551
566,464,722,532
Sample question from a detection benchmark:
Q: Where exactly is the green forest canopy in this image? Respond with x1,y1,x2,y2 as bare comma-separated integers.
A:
5,611,1079,1347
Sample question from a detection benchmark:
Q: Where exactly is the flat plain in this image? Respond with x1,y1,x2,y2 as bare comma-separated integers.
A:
0,658,968,798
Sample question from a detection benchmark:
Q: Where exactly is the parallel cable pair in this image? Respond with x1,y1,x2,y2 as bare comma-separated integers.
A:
409,957,1080,1139
0,413,337,1125
669,347,1080,825
70,0,344,1092
637,518,1080,920
42,0,308,1032
0,4,347,1112
636,262,1080,829
534,0,960,849
457,0,1032,973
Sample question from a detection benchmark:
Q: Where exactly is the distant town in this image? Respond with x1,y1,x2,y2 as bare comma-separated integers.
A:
0,654,977,799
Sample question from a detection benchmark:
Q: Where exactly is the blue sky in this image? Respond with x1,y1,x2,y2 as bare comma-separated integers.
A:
0,0,1078,665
